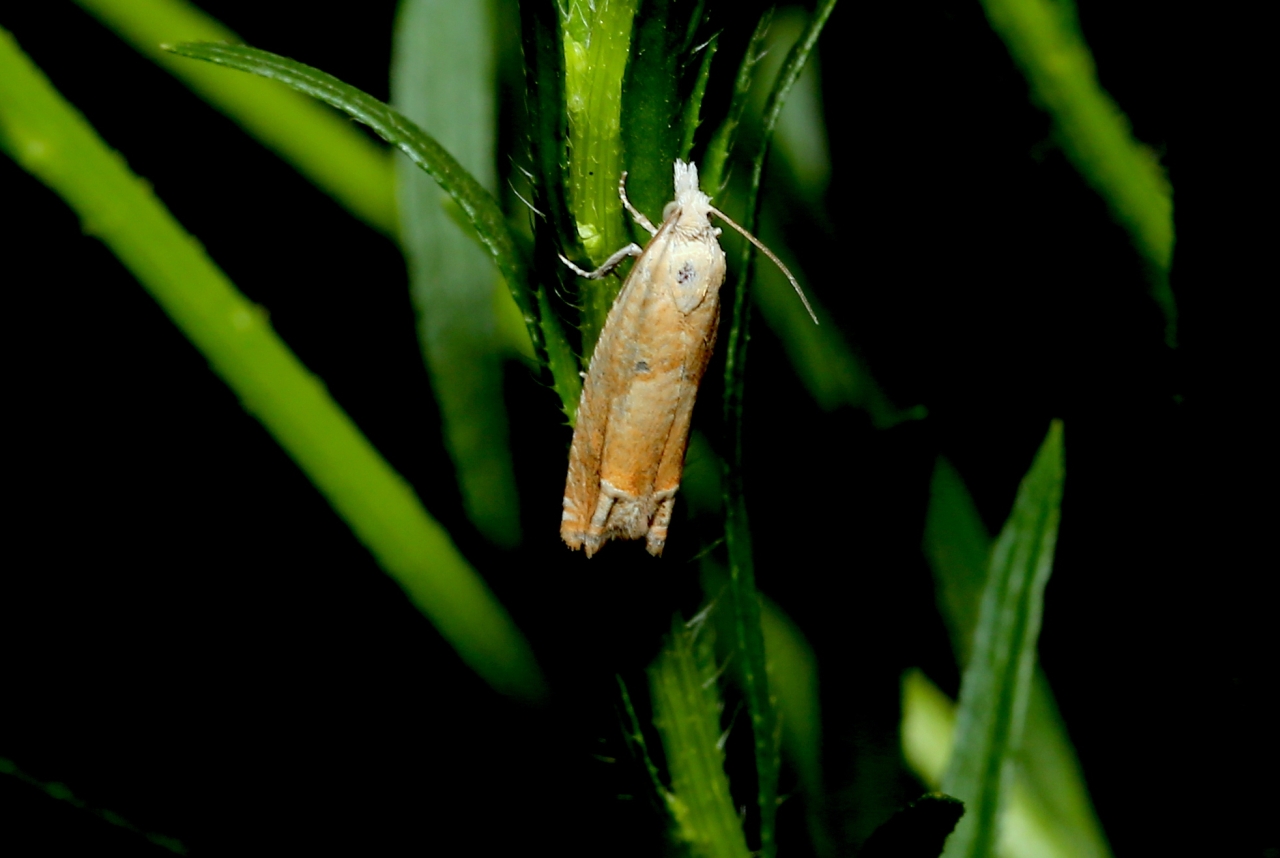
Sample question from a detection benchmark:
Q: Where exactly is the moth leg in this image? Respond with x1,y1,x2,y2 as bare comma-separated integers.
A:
645,488,678,557
558,243,644,280
589,484,619,532
618,171,659,236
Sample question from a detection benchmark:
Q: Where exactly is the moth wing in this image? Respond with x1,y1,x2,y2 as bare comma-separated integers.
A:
561,254,658,550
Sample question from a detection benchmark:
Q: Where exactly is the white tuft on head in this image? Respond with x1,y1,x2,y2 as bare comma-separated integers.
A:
673,160,709,208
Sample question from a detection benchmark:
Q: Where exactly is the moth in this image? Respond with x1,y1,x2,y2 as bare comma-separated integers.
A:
560,160,815,557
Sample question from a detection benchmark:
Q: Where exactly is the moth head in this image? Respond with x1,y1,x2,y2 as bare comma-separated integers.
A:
670,159,715,234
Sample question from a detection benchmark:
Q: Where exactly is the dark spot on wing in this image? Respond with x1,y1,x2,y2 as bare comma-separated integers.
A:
634,360,650,373
677,260,697,284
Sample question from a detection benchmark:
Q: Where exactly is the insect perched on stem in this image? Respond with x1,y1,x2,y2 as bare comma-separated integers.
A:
560,160,816,558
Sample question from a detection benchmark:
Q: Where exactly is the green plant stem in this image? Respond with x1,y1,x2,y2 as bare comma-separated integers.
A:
978,0,1175,345
560,0,640,356
0,27,545,702
719,5,838,856
649,617,752,858
71,0,397,236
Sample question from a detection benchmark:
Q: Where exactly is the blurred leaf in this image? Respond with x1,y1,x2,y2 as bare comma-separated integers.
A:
678,33,718,161
0,27,544,702
753,7,831,203
902,670,1110,858
923,459,1113,858
902,668,960,789
166,40,579,417
699,558,832,856
940,421,1064,858
72,0,397,235
649,613,752,858
700,9,773,196
392,0,521,547
978,0,1176,345
760,596,834,857
752,215,924,426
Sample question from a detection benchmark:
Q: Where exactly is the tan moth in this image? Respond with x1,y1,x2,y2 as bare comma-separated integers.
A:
560,160,816,557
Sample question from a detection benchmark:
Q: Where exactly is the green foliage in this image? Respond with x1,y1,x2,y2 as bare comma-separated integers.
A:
941,422,1064,858
559,0,640,352
647,614,752,858
0,25,543,703
915,448,1110,858
2,1,1186,854
165,40,581,418
72,0,397,235
391,0,522,547
978,0,1176,345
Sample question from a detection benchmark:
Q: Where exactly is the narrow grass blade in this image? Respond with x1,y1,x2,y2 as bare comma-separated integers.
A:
700,8,774,196
718,5,839,856
649,615,752,858
752,7,831,204
678,33,718,162
514,1,583,420
978,0,1175,345
392,0,521,547
940,421,1064,858
518,0,576,253
0,28,545,702
165,41,579,416
72,0,397,236
921,458,1112,858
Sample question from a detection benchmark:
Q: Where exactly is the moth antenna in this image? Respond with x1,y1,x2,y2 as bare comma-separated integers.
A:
708,206,819,325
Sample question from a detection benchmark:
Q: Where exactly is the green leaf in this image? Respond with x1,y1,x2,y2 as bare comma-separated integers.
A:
0,26,545,702
920,458,1113,858
648,613,752,858
700,9,773,196
940,421,1064,858
977,0,1176,345
678,33,718,161
165,40,579,417
72,0,397,236
392,0,521,548
761,8,832,205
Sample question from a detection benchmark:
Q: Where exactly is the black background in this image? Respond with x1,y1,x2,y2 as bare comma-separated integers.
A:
1,2,1270,856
